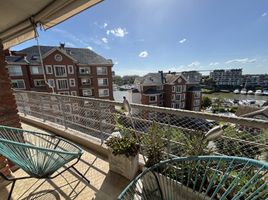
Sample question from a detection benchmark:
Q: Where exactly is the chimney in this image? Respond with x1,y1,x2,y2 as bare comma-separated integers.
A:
59,43,65,49
158,71,164,84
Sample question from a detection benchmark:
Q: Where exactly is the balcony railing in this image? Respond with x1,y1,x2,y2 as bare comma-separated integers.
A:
14,90,268,162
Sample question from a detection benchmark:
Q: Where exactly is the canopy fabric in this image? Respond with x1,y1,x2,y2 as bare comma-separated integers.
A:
0,0,103,49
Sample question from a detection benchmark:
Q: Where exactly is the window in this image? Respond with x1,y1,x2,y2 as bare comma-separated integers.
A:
47,79,55,87
183,85,186,92
69,79,76,87
97,67,107,75
98,78,108,86
172,86,176,92
176,86,182,93
34,79,46,87
79,67,91,74
194,91,201,98
45,65,53,74
172,103,180,109
175,94,181,101
172,94,175,100
30,66,43,74
81,78,91,85
149,96,157,102
54,65,67,77
56,79,69,90
82,89,92,96
8,65,22,76
181,93,185,100
194,100,200,106
71,91,77,96
54,54,63,62
99,89,109,97
11,80,25,89
181,102,185,108
68,65,74,74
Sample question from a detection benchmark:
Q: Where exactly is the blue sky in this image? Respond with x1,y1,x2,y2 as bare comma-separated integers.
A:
13,0,268,76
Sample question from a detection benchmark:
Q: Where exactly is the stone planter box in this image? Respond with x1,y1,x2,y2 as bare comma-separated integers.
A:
141,169,210,200
109,152,139,180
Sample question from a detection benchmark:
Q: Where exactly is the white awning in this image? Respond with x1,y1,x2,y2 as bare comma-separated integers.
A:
0,0,103,49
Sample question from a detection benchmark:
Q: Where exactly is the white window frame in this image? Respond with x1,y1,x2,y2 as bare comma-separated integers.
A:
11,79,25,89
81,78,91,85
68,65,74,74
79,67,91,74
54,65,67,77
69,78,76,87
98,78,108,86
58,91,70,95
56,79,69,90
71,91,77,96
194,99,200,106
181,102,185,108
149,95,157,102
175,94,181,101
172,86,176,92
47,79,55,87
176,85,182,93
45,65,53,74
82,89,92,96
98,88,109,97
194,91,201,98
30,66,43,75
182,93,185,100
8,65,23,76
97,66,108,75
34,79,46,87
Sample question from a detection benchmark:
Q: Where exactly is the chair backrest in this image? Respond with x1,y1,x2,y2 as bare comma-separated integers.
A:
118,156,268,200
0,125,83,178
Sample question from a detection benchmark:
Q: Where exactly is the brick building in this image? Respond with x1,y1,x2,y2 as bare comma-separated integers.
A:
5,44,114,100
128,71,201,111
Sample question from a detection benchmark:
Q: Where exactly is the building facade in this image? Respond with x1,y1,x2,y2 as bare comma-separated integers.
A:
209,69,242,87
129,71,201,111
5,45,114,100
242,74,268,88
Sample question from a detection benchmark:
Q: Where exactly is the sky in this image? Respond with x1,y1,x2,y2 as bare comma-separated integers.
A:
13,0,268,76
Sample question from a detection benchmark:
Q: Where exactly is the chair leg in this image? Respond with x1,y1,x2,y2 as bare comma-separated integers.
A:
8,180,16,200
71,166,90,184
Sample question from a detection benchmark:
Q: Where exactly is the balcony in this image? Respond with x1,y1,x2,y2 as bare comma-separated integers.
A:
1,90,268,199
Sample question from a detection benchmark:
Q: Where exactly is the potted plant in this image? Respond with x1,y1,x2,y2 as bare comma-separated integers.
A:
106,131,139,180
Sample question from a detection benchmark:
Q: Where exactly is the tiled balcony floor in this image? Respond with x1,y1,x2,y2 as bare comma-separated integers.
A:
0,123,130,200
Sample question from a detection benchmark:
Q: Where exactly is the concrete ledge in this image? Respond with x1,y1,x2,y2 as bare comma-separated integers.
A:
20,115,110,159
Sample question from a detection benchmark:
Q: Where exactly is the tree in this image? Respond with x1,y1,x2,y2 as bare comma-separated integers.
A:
201,96,212,109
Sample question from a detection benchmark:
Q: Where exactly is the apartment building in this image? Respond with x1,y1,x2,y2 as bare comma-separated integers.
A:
209,69,242,87
128,71,201,111
242,74,268,88
182,70,202,84
5,44,113,100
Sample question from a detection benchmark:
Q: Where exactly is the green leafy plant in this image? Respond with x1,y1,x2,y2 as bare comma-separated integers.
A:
106,136,139,157
142,122,168,167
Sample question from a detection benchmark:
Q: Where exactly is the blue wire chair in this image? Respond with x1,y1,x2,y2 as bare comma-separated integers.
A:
118,156,268,200
0,125,90,200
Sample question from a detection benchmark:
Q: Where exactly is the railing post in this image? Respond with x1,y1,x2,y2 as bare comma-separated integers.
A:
99,104,103,143
40,96,45,122
59,96,67,129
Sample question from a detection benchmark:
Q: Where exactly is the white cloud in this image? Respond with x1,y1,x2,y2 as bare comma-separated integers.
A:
103,23,108,28
107,27,128,37
138,51,149,58
225,58,256,64
179,38,187,44
101,37,108,43
209,62,219,66
65,42,76,47
87,46,93,50
188,61,201,68
262,12,267,17
114,61,119,65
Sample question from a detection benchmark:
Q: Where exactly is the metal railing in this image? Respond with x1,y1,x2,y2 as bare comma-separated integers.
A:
14,90,268,161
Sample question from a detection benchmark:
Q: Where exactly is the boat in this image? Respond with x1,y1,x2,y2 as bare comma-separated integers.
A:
247,90,254,95
233,89,240,94
263,90,268,96
255,90,263,95
240,88,247,95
